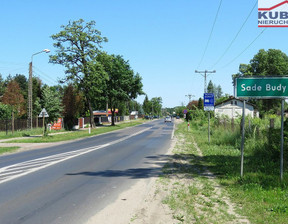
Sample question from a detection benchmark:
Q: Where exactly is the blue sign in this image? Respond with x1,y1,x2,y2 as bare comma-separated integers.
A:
204,93,214,106
204,93,214,111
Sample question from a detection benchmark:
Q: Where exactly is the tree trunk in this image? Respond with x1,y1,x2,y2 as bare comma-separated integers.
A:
12,110,14,134
88,99,95,128
111,108,115,126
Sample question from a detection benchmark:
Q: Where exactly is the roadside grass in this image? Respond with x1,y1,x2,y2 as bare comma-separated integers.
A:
0,147,20,154
4,120,145,143
160,119,288,223
160,122,241,224
0,128,64,140
190,120,288,224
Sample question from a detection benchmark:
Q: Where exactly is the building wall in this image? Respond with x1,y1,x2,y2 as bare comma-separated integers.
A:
215,100,257,119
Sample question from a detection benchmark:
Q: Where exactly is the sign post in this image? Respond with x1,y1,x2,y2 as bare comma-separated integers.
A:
204,93,215,144
280,99,284,181
38,108,49,136
240,100,246,178
235,77,288,181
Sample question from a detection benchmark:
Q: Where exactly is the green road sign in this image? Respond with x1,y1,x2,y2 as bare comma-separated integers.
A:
235,77,288,98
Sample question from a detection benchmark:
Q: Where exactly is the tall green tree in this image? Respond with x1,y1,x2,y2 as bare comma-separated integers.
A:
2,80,25,133
97,53,143,125
0,74,5,97
207,80,223,99
151,97,162,116
198,98,203,110
32,77,43,118
207,80,214,94
62,84,85,130
0,102,11,120
41,85,63,123
128,100,142,114
50,19,108,128
14,74,28,99
142,95,151,115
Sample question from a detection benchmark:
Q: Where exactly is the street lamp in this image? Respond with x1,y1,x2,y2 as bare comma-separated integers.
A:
27,49,50,129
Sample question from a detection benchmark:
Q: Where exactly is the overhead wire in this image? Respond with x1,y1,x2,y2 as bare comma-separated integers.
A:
210,0,257,69
220,28,267,70
0,61,27,75
32,66,59,85
197,0,223,69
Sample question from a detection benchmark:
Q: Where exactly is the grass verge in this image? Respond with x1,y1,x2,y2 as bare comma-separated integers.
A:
5,120,145,143
159,119,288,223
189,120,288,224
0,128,66,140
0,147,20,154
159,121,247,223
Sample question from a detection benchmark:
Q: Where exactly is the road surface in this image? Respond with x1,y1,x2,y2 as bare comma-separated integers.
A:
0,119,174,224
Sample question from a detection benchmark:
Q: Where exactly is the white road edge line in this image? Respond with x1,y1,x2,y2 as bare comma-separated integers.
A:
0,127,152,185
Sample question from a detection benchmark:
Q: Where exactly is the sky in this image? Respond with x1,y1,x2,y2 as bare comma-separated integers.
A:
1,0,288,108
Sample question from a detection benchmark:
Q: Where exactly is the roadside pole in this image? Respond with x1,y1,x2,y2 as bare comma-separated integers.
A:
240,100,246,178
280,99,284,181
236,77,288,180
38,108,49,137
204,93,214,144
208,111,210,144
43,112,45,135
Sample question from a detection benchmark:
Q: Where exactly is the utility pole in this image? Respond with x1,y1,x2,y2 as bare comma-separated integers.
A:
27,62,33,129
185,94,195,105
27,49,50,129
195,70,216,93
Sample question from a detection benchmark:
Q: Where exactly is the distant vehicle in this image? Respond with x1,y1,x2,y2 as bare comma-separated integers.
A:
176,116,180,119
164,116,172,122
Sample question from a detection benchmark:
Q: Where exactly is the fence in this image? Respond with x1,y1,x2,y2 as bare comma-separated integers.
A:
0,118,45,132
1,115,144,132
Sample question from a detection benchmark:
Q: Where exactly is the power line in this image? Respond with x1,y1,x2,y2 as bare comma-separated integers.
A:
32,66,59,84
197,0,223,69
220,28,267,69
195,70,216,93
210,1,257,69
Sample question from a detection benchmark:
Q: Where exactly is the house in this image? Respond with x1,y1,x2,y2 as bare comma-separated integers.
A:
215,97,259,119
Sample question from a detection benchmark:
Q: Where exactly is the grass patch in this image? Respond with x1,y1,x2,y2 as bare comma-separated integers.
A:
5,120,145,143
160,119,288,223
0,147,20,154
0,128,66,140
189,119,288,224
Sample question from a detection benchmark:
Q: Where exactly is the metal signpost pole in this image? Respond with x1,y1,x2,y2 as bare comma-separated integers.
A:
236,77,288,180
43,112,45,136
240,100,246,178
208,111,210,144
204,93,214,144
280,99,284,181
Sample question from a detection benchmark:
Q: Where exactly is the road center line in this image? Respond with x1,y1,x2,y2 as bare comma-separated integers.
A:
0,127,152,184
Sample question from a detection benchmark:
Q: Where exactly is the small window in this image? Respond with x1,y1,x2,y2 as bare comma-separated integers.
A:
231,101,233,105
235,101,237,105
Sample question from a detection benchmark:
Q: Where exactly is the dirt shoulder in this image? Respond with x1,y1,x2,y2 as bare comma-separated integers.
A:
86,121,178,224
86,119,250,224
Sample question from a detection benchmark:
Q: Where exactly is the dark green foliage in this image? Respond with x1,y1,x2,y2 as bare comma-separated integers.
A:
0,103,11,120
197,97,203,109
50,19,108,128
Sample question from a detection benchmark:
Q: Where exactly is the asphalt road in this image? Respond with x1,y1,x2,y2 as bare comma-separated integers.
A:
0,119,174,224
